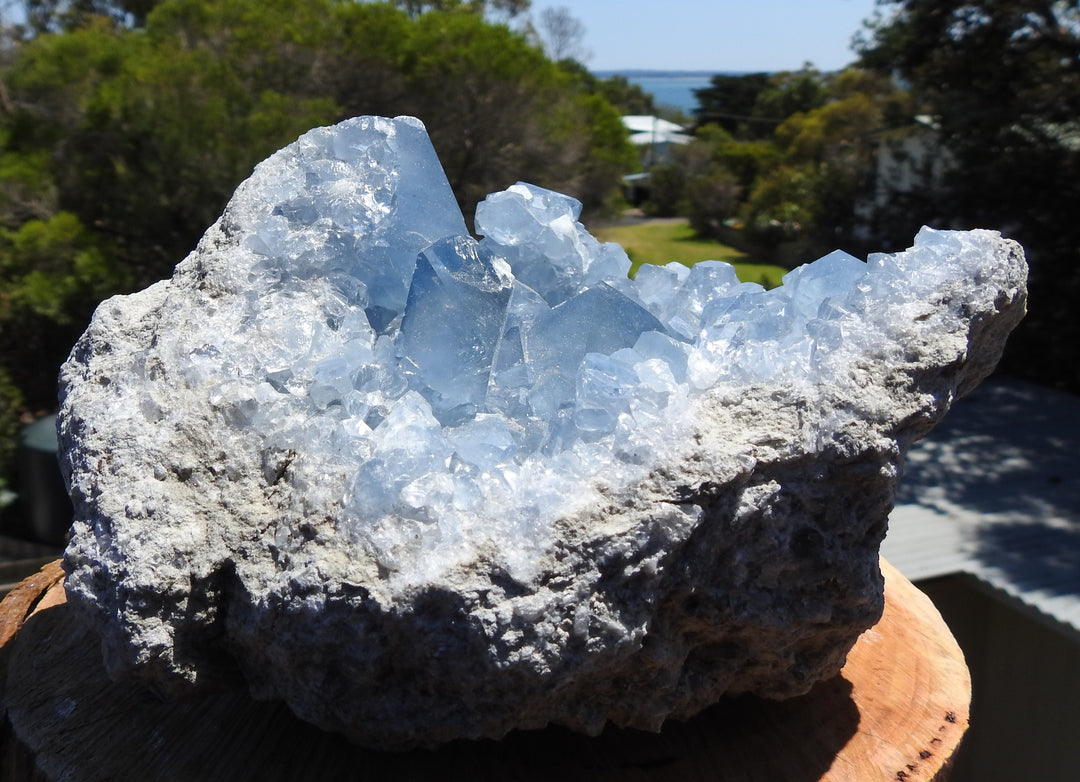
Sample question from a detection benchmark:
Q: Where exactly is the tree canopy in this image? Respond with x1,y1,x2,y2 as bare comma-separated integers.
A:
856,0,1080,391
0,0,635,492
536,5,589,62
650,68,908,259
692,68,828,140
664,2,1080,393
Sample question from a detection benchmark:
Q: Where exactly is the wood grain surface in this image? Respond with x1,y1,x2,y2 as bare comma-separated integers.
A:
0,559,969,781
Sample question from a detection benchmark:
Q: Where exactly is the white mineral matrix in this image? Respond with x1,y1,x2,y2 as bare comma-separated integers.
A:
58,116,1027,748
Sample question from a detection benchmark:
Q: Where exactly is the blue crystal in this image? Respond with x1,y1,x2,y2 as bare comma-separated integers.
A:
399,235,512,425
162,117,1006,572
780,249,867,320
477,182,623,307
484,281,549,419
519,284,667,419
574,352,639,433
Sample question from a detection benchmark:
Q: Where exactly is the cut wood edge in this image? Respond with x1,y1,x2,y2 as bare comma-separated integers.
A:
823,558,971,781
0,558,971,782
0,560,64,651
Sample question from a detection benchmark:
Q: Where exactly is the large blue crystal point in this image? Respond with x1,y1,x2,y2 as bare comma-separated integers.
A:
400,235,513,425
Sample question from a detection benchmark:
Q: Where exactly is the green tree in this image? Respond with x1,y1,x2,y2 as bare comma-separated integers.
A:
393,7,630,217
390,0,529,19
742,164,817,243
651,125,754,232
641,162,687,217
14,0,162,34
569,90,638,213
693,123,777,199
675,69,898,250
693,67,827,140
554,65,689,125
764,89,883,242
0,367,22,495
0,211,129,483
594,74,656,116
536,5,588,62
752,66,829,127
856,0,1080,391
0,0,636,497
3,3,341,287
693,72,772,137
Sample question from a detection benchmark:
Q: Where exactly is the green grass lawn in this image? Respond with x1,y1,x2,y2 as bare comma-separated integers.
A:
591,219,787,289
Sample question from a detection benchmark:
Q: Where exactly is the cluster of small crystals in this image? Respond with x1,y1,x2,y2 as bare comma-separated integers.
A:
153,117,997,581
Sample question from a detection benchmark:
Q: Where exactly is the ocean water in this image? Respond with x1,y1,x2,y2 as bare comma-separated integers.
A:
594,71,737,117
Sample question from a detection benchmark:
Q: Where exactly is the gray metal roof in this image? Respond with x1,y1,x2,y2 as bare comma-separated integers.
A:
882,378,1080,638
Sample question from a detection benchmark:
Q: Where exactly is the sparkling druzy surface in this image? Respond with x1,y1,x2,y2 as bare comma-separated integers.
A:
58,116,1027,748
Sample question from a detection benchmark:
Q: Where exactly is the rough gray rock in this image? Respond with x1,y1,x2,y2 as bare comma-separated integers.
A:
57,117,1027,749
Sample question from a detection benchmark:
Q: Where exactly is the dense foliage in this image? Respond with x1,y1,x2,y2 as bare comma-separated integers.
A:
648,68,911,261
644,2,1077,394
0,0,637,493
693,69,828,140
856,0,1080,392
3,0,1076,508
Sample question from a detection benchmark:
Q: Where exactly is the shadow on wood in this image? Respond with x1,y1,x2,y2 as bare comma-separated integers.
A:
0,560,968,781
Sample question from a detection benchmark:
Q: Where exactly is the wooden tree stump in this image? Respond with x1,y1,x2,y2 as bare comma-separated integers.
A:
0,559,969,781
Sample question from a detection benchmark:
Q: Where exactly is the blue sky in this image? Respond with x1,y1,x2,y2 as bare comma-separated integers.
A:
528,0,887,72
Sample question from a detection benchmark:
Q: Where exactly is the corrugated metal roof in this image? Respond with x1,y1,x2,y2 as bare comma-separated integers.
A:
882,378,1080,637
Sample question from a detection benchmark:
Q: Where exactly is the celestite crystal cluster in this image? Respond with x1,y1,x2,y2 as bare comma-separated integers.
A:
58,116,1027,747
138,116,997,582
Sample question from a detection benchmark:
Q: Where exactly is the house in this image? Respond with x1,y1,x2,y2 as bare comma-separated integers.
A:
853,115,955,242
855,115,1079,243
621,115,691,168
619,115,692,205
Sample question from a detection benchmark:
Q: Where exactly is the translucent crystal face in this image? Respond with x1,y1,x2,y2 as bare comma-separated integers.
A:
141,116,1005,583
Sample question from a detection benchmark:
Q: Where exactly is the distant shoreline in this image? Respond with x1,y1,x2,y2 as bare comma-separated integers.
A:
592,69,753,79
592,71,736,114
